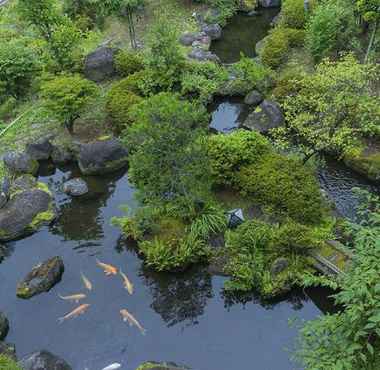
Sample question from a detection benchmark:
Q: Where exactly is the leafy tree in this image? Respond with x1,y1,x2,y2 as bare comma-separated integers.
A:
125,92,209,205
41,74,98,133
144,17,185,91
275,54,380,163
0,38,39,99
297,191,380,370
305,0,358,61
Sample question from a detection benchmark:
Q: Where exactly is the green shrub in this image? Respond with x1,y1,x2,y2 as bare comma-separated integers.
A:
285,27,306,47
181,61,228,102
305,0,358,62
271,69,304,104
261,28,290,68
106,78,143,131
114,50,144,77
0,355,21,370
281,0,307,29
238,153,323,224
208,130,271,186
0,38,39,98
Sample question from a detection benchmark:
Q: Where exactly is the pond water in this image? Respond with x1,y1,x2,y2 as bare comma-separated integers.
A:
210,9,280,64
1,163,328,370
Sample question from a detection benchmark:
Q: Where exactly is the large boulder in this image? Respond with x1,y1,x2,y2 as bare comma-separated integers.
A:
25,138,53,161
0,183,56,242
51,144,74,165
0,311,9,340
62,178,88,197
201,23,222,40
16,257,64,299
180,32,199,46
84,46,119,82
180,32,211,50
0,341,16,360
188,48,220,63
244,90,263,106
3,152,39,176
19,350,72,370
242,100,284,134
77,138,129,175
259,0,281,7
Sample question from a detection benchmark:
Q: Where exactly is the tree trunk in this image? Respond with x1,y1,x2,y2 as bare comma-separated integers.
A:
365,19,378,64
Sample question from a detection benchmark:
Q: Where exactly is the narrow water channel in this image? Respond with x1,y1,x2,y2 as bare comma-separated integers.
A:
1,163,325,370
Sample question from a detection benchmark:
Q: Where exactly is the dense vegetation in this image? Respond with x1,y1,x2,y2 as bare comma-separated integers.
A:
0,0,379,368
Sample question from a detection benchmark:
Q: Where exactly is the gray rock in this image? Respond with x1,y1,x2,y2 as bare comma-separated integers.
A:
25,138,53,161
179,32,199,46
188,48,220,63
242,100,284,134
244,90,263,106
3,152,39,176
62,178,88,196
0,193,7,209
0,341,16,360
84,46,119,82
17,257,64,299
0,311,9,340
77,138,128,175
227,209,244,228
180,32,211,50
259,0,281,7
11,175,38,194
270,13,281,27
0,186,55,242
271,257,289,277
51,145,73,165
201,23,222,40
19,350,72,370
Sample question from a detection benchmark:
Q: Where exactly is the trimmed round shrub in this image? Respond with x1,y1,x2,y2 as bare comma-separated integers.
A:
106,79,143,131
261,28,290,69
285,28,306,47
238,153,323,224
114,50,144,77
208,130,271,186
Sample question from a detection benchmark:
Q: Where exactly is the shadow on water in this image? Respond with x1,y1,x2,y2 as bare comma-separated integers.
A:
210,8,280,64
0,163,329,370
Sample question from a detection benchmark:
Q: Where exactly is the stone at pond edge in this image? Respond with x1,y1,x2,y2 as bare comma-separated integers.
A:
259,0,281,7
25,138,53,161
3,152,39,176
51,144,74,165
0,183,56,242
62,178,89,197
19,350,72,370
136,361,190,370
84,46,119,82
343,149,380,184
201,23,222,40
270,257,289,278
242,100,284,134
188,48,220,63
0,312,9,340
244,90,263,106
77,138,129,175
0,341,16,360
16,256,64,299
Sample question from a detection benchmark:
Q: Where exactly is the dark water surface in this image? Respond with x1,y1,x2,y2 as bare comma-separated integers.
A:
0,164,325,370
210,9,279,63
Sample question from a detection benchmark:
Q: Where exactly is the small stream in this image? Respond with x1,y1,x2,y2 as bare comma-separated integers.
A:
1,163,327,370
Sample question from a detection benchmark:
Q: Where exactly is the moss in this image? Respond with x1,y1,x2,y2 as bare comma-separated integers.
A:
29,208,56,231
136,362,185,370
344,150,380,183
36,181,52,196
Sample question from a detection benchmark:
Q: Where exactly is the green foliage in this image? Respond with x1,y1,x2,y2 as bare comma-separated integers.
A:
305,0,358,62
224,219,317,296
205,0,239,26
238,153,324,224
106,78,143,131
144,17,185,91
41,74,98,132
114,50,144,77
0,355,21,370
0,38,39,99
296,192,380,370
261,28,290,68
281,0,307,29
208,130,271,186
356,0,380,22
125,92,209,205
181,61,228,102
275,55,380,161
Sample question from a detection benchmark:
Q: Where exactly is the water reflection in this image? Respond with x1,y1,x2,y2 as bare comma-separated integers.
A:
141,265,213,328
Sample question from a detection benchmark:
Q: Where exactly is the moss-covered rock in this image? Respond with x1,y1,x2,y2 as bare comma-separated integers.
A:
3,151,39,177
16,256,64,299
136,362,189,370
